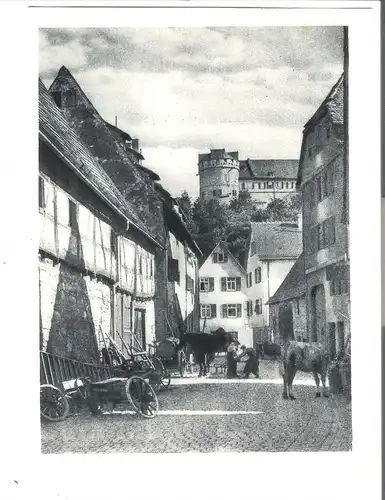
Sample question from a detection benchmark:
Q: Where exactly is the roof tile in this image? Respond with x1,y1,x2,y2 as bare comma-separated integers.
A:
240,159,298,180
250,222,302,260
38,79,156,244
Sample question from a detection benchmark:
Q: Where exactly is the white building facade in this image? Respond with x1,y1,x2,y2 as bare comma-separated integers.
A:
244,222,302,344
198,242,253,347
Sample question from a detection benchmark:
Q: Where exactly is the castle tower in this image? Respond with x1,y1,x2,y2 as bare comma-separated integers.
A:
198,149,240,203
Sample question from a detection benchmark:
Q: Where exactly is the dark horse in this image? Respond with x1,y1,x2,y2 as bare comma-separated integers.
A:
280,341,330,400
177,328,236,377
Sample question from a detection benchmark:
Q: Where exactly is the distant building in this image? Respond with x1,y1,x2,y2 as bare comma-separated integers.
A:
198,149,298,207
239,159,298,208
198,149,240,203
297,73,349,357
244,222,302,345
198,242,253,346
266,253,307,344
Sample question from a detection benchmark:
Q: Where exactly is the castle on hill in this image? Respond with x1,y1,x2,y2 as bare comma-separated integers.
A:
198,148,298,208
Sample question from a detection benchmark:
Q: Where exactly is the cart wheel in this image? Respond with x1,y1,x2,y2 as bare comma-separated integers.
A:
126,376,159,419
66,394,77,417
40,384,69,422
152,357,171,390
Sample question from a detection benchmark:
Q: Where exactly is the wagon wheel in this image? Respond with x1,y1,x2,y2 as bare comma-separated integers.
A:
65,394,77,417
147,361,162,391
152,357,171,390
126,376,159,419
40,384,69,422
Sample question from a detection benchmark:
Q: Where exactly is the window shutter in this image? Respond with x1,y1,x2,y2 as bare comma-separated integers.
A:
236,277,241,291
236,304,242,317
168,258,179,282
211,304,217,318
327,169,334,196
309,226,317,253
329,217,335,245
213,253,218,263
221,304,227,318
224,254,228,262
209,277,214,291
330,281,335,296
221,277,226,291
38,177,45,209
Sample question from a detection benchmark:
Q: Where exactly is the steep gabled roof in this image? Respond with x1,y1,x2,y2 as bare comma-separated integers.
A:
266,253,306,305
304,73,344,130
200,241,246,273
239,159,298,180
38,78,161,248
249,222,302,260
49,66,167,244
297,74,345,188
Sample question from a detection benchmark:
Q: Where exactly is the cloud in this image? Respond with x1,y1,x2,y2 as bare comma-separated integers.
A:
39,30,89,78
39,27,344,198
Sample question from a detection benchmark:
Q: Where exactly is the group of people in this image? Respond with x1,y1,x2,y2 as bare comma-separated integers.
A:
226,342,260,379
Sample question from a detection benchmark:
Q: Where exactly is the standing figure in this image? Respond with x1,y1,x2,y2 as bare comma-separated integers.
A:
237,345,260,378
226,342,239,378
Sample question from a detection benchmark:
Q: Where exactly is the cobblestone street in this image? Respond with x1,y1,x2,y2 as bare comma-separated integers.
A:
41,361,352,453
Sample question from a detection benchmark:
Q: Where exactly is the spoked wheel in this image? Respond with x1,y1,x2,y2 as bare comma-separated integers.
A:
40,384,69,422
126,376,159,419
152,357,171,390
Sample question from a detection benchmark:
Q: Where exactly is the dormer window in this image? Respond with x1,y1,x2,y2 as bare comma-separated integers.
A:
51,91,62,108
51,89,77,108
213,252,227,263
65,89,77,107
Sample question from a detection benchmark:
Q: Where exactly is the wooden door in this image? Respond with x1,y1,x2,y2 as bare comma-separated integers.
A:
328,322,336,359
134,308,146,351
337,321,345,352
122,294,131,349
311,285,326,343
115,290,123,351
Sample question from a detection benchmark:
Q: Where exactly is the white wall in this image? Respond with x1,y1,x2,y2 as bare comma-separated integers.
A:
169,232,197,321
245,244,297,328
199,245,253,346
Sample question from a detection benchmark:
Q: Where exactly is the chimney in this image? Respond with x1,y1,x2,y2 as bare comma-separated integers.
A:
132,139,139,152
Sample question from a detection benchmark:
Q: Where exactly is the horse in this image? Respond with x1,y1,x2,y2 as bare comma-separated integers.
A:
177,327,237,377
280,341,330,400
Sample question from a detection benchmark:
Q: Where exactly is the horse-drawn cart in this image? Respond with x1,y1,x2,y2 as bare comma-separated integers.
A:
40,347,160,422
40,369,159,421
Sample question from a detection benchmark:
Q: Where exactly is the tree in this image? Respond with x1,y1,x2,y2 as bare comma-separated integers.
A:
176,190,194,232
265,194,302,222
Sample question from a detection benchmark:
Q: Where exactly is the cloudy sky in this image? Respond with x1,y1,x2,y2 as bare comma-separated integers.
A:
39,27,344,199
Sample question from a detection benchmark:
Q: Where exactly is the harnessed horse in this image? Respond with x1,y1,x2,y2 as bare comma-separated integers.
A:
280,341,330,400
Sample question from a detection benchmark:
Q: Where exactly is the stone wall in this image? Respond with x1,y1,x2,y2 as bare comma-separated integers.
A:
39,254,112,363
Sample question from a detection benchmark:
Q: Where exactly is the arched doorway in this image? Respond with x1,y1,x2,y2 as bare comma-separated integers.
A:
278,302,294,342
310,285,326,343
